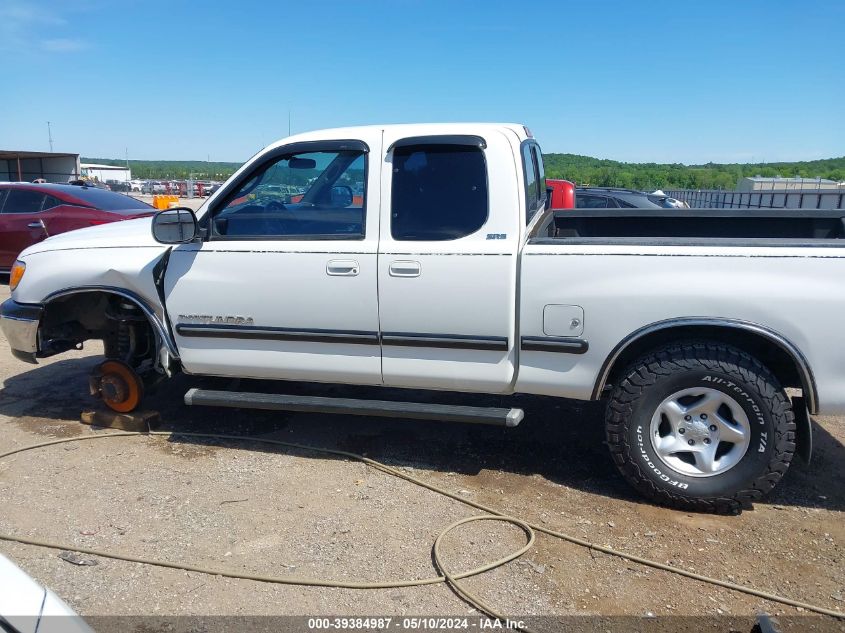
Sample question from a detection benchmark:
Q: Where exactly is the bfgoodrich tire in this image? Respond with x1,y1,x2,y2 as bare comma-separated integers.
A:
605,342,796,513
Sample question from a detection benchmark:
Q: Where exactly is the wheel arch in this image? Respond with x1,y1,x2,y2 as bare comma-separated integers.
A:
593,318,818,415
41,285,179,365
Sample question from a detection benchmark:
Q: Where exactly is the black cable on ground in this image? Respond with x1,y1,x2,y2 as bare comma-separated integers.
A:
0,430,842,629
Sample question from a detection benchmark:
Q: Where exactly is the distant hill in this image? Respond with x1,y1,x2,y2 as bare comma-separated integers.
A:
543,154,845,190
85,155,845,190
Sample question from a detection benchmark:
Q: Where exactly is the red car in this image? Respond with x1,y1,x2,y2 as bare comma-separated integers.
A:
0,183,154,272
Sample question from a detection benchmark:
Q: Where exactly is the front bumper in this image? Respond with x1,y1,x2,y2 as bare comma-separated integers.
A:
0,299,43,364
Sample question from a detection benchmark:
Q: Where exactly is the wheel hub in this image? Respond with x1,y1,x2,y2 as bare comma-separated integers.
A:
100,375,128,403
91,360,144,413
649,386,751,478
683,418,711,443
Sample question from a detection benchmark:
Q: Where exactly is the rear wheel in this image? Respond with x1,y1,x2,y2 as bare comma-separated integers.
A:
605,342,796,513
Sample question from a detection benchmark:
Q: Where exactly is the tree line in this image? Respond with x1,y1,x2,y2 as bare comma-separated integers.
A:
85,154,845,191
543,154,845,191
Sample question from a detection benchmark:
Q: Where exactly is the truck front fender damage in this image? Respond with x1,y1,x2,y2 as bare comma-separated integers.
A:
38,249,179,378
151,247,177,377
41,287,178,375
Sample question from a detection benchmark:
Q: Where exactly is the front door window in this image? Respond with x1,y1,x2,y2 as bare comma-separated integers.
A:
213,151,366,240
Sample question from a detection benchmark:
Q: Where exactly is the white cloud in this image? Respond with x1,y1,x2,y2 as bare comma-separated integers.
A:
0,1,81,53
0,2,66,26
41,37,88,52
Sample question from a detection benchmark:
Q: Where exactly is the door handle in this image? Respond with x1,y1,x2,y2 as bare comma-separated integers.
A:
326,259,360,276
389,260,421,277
27,219,49,237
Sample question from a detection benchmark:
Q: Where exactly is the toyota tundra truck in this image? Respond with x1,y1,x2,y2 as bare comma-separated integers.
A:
3,123,844,512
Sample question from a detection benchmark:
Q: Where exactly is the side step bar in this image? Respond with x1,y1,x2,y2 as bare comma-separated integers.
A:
184,388,524,427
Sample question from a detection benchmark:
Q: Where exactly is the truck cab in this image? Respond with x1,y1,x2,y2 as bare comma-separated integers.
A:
159,124,535,393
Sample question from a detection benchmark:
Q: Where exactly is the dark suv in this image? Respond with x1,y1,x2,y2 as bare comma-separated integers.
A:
575,187,664,208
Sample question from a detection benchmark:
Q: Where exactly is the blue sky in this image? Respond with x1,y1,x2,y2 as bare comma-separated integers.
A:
1,0,842,164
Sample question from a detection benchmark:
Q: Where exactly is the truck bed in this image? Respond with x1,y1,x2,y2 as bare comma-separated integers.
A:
531,208,845,246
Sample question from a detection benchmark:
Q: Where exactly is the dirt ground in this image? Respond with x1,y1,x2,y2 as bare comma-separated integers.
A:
0,281,843,632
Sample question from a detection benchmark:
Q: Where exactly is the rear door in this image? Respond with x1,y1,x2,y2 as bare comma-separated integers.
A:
377,130,522,392
0,188,50,268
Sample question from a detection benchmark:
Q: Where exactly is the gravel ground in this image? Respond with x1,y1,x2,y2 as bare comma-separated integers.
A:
0,281,843,632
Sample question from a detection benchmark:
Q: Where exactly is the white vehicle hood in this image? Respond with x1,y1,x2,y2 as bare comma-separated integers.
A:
18,216,164,259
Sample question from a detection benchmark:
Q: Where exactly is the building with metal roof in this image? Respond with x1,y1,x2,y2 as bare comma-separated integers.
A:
81,163,131,183
0,150,80,184
738,176,845,192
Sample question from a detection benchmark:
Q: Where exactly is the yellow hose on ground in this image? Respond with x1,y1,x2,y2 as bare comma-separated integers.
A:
0,430,842,628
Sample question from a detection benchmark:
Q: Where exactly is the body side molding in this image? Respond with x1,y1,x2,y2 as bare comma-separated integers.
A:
380,332,508,351
175,325,509,352
520,336,588,354
176,324,379,345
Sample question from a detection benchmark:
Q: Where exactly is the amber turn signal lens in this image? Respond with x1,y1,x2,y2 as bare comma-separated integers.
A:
9,261,25,291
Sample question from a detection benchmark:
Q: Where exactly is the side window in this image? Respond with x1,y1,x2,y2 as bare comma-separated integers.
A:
522,142,547,223
577,194,609,208
533,145,546,209
42,195,62,210
212,150,366,239
522,144,540,222
391,144,488,241
0,189,7,211
3,189,46,214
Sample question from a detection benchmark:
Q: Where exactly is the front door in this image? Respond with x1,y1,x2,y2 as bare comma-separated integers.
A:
163,135,383,385
376,130,521,393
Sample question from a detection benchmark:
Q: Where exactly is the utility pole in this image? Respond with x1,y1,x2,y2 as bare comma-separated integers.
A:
47,121,54,152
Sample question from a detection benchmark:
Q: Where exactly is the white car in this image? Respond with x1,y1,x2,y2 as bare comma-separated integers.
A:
0,554,93,633
2,123,843,512
141,181,166,195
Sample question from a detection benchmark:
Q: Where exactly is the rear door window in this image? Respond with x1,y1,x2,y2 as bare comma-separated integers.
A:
522,142,547,223
42,195,63,210
2,189,46,213
522,144,540,220
391,144,488,241
60,187,151,212
533,146,546,197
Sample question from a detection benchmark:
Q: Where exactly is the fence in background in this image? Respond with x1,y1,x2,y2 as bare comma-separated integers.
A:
666,189,844,210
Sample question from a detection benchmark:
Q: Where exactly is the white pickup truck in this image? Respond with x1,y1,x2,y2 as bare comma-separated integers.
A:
3,123,843,512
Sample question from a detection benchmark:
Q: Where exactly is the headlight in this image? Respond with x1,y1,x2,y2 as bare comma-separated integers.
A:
9,260,25,291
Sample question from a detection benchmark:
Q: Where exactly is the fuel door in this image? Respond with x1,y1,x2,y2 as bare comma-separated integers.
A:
543,304,584,338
